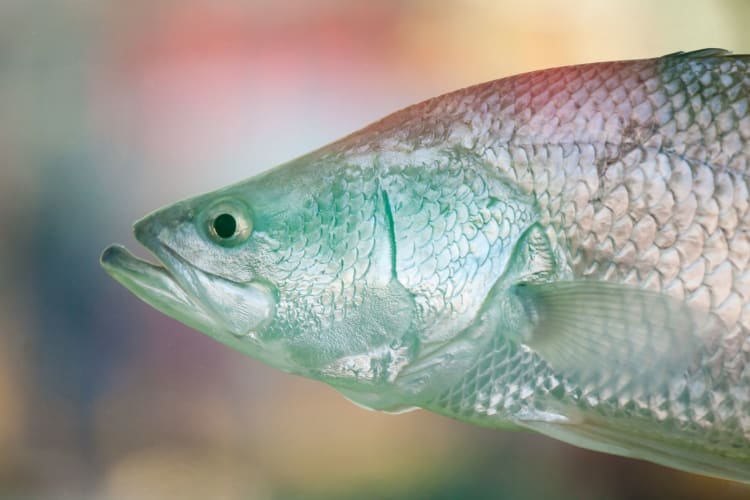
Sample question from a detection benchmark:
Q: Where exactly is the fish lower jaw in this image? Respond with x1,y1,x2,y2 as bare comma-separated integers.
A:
100,244,217,333
101,243,278,343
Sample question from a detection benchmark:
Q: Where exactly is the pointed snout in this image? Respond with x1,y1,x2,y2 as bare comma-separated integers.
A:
133,216,155,246
133,202,193,251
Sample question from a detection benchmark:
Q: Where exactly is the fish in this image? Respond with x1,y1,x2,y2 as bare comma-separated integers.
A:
101,49,750,482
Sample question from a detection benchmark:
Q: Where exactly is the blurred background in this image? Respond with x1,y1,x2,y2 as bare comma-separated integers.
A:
2,0,750,498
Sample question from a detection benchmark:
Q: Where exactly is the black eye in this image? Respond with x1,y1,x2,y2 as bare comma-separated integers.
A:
213,213,237,239
204,200,253,246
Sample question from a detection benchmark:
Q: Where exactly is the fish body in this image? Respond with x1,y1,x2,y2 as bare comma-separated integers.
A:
102,49,750,481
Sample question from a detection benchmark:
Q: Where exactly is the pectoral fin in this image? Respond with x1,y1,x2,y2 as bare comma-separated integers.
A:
510,281,717,394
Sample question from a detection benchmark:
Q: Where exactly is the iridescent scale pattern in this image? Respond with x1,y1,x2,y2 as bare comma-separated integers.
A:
342,51,750,474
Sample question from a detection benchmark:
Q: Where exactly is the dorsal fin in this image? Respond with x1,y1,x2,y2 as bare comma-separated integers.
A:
662,48,734,59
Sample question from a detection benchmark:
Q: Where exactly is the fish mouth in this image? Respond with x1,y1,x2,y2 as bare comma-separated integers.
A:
100,219,275,338
100,243,220,333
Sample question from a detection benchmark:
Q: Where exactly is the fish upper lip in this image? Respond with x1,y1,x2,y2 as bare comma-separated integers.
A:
131,221,209,304
133,216,168,266
133,217,250,286
132,218,198,289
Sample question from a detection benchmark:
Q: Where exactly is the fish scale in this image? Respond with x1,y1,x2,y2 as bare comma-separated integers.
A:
102,49,750,481
407,51,750,477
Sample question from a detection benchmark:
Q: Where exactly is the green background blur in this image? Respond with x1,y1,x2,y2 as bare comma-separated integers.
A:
3,1,750,498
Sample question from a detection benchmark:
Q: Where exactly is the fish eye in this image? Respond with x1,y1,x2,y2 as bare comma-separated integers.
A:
204,200,252,246
213,213,237,239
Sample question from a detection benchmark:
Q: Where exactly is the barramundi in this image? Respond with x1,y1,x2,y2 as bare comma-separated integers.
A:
102,49,750,481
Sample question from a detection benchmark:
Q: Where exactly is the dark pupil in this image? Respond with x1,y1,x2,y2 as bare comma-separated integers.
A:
213,213,237,239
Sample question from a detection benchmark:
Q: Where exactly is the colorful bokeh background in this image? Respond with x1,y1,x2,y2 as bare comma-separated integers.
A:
3,1,750,498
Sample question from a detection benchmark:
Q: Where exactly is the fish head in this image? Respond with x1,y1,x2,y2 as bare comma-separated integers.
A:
101,154,419,407
101,186,286,365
